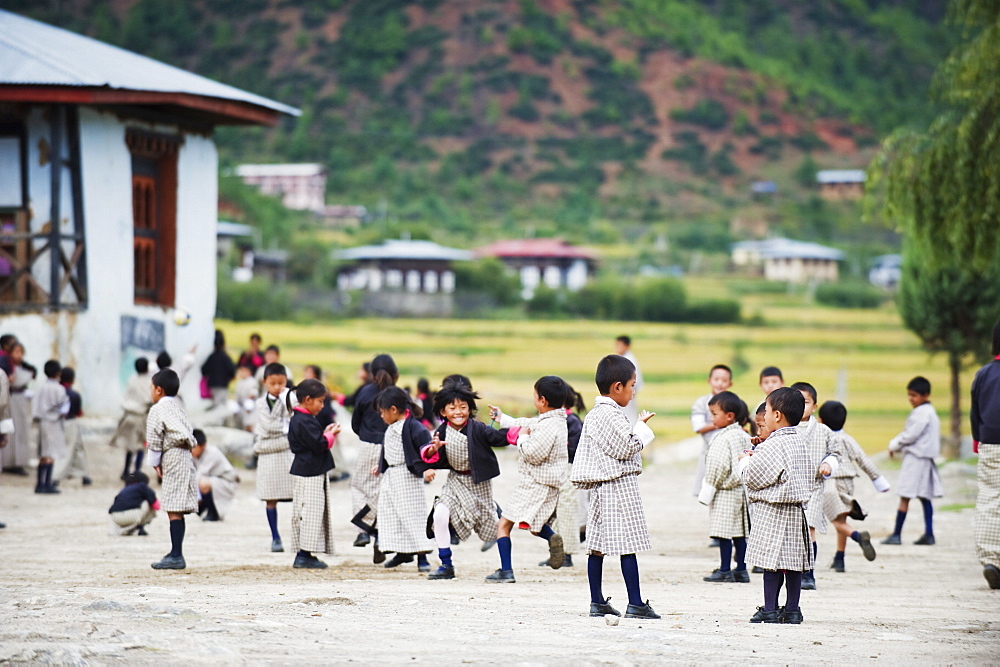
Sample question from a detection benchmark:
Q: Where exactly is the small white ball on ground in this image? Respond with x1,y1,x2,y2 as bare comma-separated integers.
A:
605,614,619,626
173,308,191,327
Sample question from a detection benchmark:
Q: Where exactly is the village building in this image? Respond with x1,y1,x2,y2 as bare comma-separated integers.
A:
0,10,297,413
816,169,866,200
234,162,326,213
475,238,598,299
731,238,844,284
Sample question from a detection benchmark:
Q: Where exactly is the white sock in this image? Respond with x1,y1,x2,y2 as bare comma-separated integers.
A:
433,503,452,550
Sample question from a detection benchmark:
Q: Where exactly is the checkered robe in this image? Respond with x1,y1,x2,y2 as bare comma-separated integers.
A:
690,393,720,496
110,373,151,451
741,426,814,571
291,474,335,554
570,397,655,556
351,441,382,526
146,397,198,514
0,371,11,473
552,466,582,555
890,403,943,499
32,379,68,460
1,365,33,469
253,392,295,502
378,420,434,554
109,502,157,535
196,444,240,518
435,425,498,542
975,444,1000,568
824,430,883,519
798,417,841,533
704,423,751,540
498,409,568,532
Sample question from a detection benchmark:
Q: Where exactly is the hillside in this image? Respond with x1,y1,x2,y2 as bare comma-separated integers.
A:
10,0,951,253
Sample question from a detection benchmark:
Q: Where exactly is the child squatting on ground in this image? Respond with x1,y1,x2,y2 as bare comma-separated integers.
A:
570,354,660,620
109,471,159,536
739,387,814,624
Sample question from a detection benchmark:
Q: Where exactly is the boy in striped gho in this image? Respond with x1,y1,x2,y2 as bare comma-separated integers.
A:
571,354,660,620
487,375,569,583
740,387,814,624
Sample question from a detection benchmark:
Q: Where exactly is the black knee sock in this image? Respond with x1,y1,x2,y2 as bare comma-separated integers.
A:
620,553,642,606
893,509,907,536
134,449,144,473
537,524,555,541
43,463,53,488
919,498,934,536
762,571,782,611
808,541,817,577
36,464,45,489
202,491,218,519
733,537,747,570
266,507,280,541
718,539,733,572
784,570,803,611
588,554,605,604
169,518,185,558
123,451,133,479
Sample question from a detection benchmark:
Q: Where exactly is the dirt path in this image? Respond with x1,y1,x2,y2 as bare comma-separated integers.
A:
0,426,995,664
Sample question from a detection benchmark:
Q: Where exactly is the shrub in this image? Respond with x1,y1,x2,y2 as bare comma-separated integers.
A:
635,277,687,321
684,299,741,323
662,131,708,173
453,258,521,306
815,282,886,309
216,277,293,322
526,284,563,315
669,99,730,130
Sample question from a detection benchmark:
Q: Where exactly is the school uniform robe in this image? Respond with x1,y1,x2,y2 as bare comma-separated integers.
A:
889,402,943,499
196,443,240,519
797,417,841,533
2,364,34,469
350,382,386,528
146,397,198,514
690,392,721,496
377,417,434,554
32,378,68,460
110,372,152,451
824,430,888,519
253,390,295,502
701,422,751,539
0,370,13,472
288,408,336,554
498,408,568,532
553,409,584,554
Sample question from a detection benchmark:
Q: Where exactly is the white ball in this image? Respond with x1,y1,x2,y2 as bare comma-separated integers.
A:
173,308,191,327
605,614,620,626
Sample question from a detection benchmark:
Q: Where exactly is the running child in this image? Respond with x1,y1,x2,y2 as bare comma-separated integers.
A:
817,400,889,571
691,364,734,496
698,391,752,583
254,363,296,552
110,357,153,480
487,375,570,583
739,387,813,624
288,379,341,569
544,386,586,567
375,386,435,573
32,360,68,494
147,368,198,570
571,354,660,620
109,472,159,536
882,376,942,546
422,378,508,580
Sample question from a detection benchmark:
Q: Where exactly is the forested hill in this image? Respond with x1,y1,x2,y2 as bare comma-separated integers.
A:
11,0,951,240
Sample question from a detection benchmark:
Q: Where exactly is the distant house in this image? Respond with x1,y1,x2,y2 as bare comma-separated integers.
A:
731,238,844,283
751,180,777,197
816,169,866,200
869,254,902,290
235,163,326,213
476,239,598,299
0,10,297,414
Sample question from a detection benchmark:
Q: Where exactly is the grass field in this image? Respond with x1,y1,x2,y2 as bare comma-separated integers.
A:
218,291,962,454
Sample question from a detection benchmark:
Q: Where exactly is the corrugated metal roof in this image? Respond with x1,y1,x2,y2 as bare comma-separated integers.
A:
235,164,324,177
0,9,298,117
816,169,866,184
731,238,844,261
334,240,473,262
476,238,597,260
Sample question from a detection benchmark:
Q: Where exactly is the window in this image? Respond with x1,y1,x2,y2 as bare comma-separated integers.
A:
127,129,180,307
0,122,33,304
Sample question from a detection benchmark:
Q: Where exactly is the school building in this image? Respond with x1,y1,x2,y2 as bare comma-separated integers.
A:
475,238,598,299
0,9,297,414
816,169,866,200
731,238,844,283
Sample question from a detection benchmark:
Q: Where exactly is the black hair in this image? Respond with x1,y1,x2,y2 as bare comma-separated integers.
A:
595,354,635,394
250,333,262,343
755,401,767,415
417,377,430,394
376,385,411,414
43,360,61,379
193,429,207,446
433,379,480,417
790,381,818,404
305,364,322,379
213,329,225,351
290,378,328,411
135,357,149,374
262,362,287,379
535,375,567,409
0,334,15,351
371,354,399,391
563,385,586,412
124,471,150,486
60,366,75,384
156,351,172,369
151,368,180,396
818,400,847,432
907,376,931,396
708,390,742,416
759,366,783,381
441,373,473,390
266,344,280,355
710,364,732,378
616,335,631,346
766,387,805,426
992,320,1000,357
739,400,753,432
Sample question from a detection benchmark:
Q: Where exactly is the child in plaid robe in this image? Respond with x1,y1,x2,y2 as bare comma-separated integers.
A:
254,363,296,553
32,360,69,494
791,381,841,590
147,369,198,570
817,400,890,572
486,375,569,583
111,357,153,480
740,387,814,624
571,355,660,620
698,391,751,583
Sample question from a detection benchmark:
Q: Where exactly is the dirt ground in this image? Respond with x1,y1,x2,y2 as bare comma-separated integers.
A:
0,423,996,665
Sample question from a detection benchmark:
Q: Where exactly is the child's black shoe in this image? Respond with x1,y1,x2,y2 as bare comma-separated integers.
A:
539,555,573,568
353,532,370,547
151,554,186,570
779,606,804,624
983,564,1000,590
82,476,93,486
271,539,284,553
293,554,327,569
625,601,660,619
703,568,735,582
751,565,765,573
914,534,935,545
428,565,455,580
547,534,565,569
589,597,620,617
801,572,817,590
384,553,415,569
733,568,750,583
881,534,901,545
858,531,876,561
136,526,148,536
480,538,497,552
372,540,386,564
830,559,845,573
749,606,780,623
485,568,516,583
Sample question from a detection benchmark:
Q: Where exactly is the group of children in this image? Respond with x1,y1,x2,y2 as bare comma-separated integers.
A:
691,364,942,623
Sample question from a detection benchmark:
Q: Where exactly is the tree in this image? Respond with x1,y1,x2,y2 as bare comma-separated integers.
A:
871,0,1000,455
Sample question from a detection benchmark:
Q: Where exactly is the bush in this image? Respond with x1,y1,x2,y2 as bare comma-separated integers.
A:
216,277,293,322
815,282,886,309
453,258,521,306
669,99,730,130
526,284,563,315
683,299,741,323
635,277,687,321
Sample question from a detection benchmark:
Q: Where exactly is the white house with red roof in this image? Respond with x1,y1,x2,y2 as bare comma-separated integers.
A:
476,238,598,299
0,9,297,413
